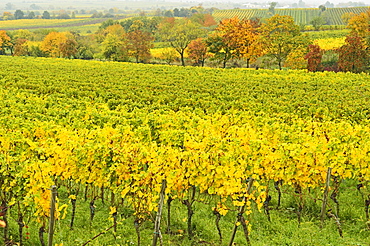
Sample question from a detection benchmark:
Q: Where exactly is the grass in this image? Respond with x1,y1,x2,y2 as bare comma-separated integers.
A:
2,180,368,246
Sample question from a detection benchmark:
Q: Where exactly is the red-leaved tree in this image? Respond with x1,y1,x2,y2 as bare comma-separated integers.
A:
337,35,368,73
305,44,323,72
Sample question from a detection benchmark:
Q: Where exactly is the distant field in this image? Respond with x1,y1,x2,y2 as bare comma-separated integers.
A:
213,7,369,25
53,23,101,35
0,18,113,31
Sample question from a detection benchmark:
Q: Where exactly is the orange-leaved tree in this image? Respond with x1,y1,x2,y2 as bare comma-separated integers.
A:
219,17,263,68
206,17,262,68
190,13,217,27
0,30,11,55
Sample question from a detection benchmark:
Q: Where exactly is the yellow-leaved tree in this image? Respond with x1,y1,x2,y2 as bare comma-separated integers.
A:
347,9,370,47
41,32,78,58
259,14,308,70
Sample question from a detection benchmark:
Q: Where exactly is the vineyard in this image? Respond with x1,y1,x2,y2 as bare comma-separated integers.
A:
212,7,369,25
0,56,369,245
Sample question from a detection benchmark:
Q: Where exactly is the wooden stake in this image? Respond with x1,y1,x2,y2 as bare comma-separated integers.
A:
48,185,58,246
321,167,332,227
152,179,167,246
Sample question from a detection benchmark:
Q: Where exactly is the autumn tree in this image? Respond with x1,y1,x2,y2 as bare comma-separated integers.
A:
158,18,206,66
304,44,323,72
2,12,13,20
190,13,217,27
218,17,263,68
13,39,29,56
341,12,355,25
0,31,12,55
12,29,33,40
155,48,178,65
126,20,154,63
95,23,125,43
337,35,368,73
40,32,78,58
259,14,305,70
60,38,78,58
347,10,370,46
284,37,310,70
187,38,210,66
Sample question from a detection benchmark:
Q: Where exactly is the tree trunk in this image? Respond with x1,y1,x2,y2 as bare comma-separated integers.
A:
180,50,185,66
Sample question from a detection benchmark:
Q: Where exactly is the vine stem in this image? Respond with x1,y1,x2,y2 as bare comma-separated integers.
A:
81,223,117,246
228,177,254,246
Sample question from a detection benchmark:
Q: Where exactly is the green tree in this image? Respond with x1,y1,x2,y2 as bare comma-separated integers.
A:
57,13,71,19
28,11,36,19
319,5,326,12
269,2,278,15
158,18,206,66
5,3,15,10
14,10,24,19
259,14,304,69
206,34,234,68
101,33,127,61
42,11,51,19
310,16,326,31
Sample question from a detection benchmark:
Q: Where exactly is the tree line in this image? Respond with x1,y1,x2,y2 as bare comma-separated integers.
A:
0,10,369,72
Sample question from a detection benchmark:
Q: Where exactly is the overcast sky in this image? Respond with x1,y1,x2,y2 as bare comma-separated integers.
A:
205,0,370,4
1,0,369,10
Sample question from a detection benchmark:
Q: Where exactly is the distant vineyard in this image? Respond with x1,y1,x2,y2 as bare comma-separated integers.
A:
0,18,104,30
213,7,370,25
